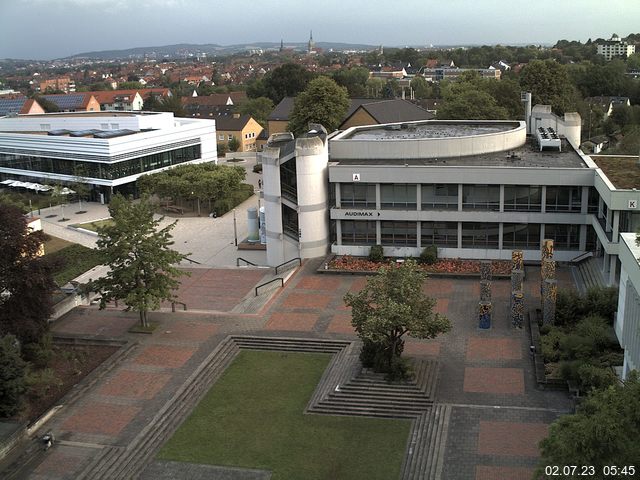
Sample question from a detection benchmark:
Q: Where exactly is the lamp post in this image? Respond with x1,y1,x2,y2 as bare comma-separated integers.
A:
233,208,238,246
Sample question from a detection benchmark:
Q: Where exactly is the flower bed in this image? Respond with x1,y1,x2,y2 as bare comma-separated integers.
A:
327,255,511,276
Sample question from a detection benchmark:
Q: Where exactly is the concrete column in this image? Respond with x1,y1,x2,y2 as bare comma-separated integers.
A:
262,146,285,267
609,255,618,286
376,220,381,245
498,223,504,251
375,184,381,210
606,208,613,233
458,184,463,211
457,222,462,249
539,224,545,249
541,185,547,213
499,185,505,213
581,186,589,214
579,224,587,251
416,184,422,211
336,220,342,246
613,210,620,240
416,222,422,249
335,183,341,208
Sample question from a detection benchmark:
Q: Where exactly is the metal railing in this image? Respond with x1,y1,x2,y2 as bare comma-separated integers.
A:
570,251,594,264
237,257,258,267
183,256,202,265
255,277,283,296
275,257,301,275
171,301,187,312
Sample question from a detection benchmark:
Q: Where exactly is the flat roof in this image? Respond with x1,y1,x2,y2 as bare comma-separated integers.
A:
14,111,161,118
592,155,640,189
331,137,588,169
342,121,519,141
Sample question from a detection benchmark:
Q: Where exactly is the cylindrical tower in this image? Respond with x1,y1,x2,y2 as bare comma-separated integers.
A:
295,135,329,259
261,145,285,267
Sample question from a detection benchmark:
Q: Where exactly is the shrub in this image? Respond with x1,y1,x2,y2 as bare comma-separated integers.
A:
576,362,617,391
574,315,613,352
555,289,583,326
541,327,565,363
217,142,228,156
419,245,438,265
25,368,61,400
0,335,27,418
368,244,384,262
585,286,618,324
21,333,54,368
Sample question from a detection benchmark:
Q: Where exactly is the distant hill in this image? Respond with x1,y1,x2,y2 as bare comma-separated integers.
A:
64,41,379,60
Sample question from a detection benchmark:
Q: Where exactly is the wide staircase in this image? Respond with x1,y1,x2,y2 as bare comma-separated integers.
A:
77,336,449,480
575,256,606,293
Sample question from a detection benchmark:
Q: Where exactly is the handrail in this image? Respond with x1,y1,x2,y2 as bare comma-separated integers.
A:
275,257,301,275
237,257,258,267
570,251,593,264
255,277,283,296
171,301,187,312
184,256,201,265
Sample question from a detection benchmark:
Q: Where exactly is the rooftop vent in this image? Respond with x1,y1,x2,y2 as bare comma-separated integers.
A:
535,127,561,151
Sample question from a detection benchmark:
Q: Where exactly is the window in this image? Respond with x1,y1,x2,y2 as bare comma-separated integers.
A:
462,185,500,211
504,186,541,212
421,222,458,247
341,183,376,208
218,134,224,140
381,221,417,246
587,187,599,214
421,184,458,210
380,184,416,209
545,186,582,212
228,134,233,141
503,223,540,249
341,220,377,245
544,224,580,250
461,222,499,248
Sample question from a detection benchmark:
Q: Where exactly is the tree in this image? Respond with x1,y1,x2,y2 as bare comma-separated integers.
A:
157,92,185,117
0,335,27,417
33,95,59,113
519,59,579,115
536,373,640,478
409,76,433,99
344,260,451,376
332,67,370,97
90,195,189,328
0,204,56,350
238,97,274,127
249,63,314,104
72,165,91,213
227,137,240,152
288,76,350,134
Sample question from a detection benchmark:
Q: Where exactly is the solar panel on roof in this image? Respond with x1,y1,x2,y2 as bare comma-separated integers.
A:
0,98,26,116
69,129,101,137
48,129,70,136
93,129,136,139
42,94,85,109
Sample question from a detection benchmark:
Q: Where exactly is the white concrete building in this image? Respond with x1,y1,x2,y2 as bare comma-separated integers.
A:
0,111,217,201
597,34,636,60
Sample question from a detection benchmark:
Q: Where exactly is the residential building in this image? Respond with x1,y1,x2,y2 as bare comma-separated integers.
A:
585,96,631,118
339,99,434,130
216,114,263,152
420,67,501,81
182,92,247,118
84,90,145,111
267,97,433,136
0,111,217,201
40,93,101,112
597,34,636,60
39,77,75,93
0,97,45,116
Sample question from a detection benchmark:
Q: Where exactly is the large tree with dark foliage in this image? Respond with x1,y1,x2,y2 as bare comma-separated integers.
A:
0,204,56,350
247,63,314,104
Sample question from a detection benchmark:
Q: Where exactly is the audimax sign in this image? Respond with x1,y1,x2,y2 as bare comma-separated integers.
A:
343,211,381,217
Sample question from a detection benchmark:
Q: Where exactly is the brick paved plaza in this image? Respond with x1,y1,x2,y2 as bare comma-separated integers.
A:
15,260,575,479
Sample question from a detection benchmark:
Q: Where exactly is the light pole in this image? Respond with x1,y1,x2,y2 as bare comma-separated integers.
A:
233,208,238,246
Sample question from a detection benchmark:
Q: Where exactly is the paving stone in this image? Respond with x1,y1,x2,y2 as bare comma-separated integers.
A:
281,292,332,309
98,370,172,399
404,341,441,357
463,367,525,395
134,345,197,369
477,421,549,457
325,313,356,334
466,337,522,361
296,276,342,291
265,312,319,332
475,465,536,480
62,402,141,437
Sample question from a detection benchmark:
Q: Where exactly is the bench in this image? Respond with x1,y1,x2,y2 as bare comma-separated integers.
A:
164,205,184,214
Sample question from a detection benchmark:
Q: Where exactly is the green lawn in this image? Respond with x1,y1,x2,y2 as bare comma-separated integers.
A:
45,243,103,285
159,350,411,480
73,219,113,232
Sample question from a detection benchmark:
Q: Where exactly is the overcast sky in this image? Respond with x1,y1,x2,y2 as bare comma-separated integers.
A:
1,0,639,60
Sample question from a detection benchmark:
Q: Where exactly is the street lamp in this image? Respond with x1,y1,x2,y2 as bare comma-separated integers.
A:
233,208,238,246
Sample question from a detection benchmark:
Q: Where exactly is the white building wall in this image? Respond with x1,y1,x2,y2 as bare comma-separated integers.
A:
295,136,329,259
262,146,286,267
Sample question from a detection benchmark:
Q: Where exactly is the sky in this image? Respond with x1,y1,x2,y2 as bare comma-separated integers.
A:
1,0,639,60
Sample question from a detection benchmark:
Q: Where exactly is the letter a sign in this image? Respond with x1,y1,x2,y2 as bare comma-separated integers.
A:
352,173,361,182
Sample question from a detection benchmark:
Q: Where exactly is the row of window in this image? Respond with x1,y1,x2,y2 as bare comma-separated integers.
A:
0,144,201,180
340,220,585,250
339,183,598,213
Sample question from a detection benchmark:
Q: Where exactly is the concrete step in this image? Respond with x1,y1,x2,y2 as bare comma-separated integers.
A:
309,405,419,419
